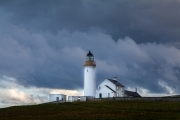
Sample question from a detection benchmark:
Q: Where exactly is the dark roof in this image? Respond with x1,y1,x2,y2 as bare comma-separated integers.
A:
87,51,93,56
107,79,124,87
124,90,141,97
105,85,116,93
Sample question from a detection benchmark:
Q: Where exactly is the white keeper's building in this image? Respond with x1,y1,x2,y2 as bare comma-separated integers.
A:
96,77,124,98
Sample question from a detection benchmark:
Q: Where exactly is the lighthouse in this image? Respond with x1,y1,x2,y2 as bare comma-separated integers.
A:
84,51,96,97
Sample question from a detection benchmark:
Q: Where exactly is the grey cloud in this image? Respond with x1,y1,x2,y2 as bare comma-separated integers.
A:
0,20,180,94
0,0,180,96
1,0,180,43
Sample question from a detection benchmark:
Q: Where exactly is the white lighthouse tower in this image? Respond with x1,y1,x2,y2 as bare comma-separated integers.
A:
84,51,96,97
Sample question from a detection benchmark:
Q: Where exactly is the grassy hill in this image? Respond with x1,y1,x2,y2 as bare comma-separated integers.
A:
0,100,180,119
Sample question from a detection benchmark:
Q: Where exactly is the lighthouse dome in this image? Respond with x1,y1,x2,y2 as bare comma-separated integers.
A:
87,51,93,56
86,51,94,60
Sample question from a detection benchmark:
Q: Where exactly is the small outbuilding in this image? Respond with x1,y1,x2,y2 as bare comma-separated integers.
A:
68,96,94,102
68,96,86,102
49,94,66,102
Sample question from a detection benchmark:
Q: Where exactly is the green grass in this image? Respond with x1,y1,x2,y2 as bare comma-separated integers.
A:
0,100,180,119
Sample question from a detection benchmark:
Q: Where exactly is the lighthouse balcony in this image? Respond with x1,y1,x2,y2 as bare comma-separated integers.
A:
84,61,96,66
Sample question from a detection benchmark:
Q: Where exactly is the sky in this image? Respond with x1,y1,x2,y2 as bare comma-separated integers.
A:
0,0,180,107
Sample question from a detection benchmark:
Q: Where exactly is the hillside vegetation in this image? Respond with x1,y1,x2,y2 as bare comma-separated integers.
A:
0,100,180,119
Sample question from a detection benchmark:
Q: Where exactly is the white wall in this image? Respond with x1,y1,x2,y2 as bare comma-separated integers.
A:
68,96,86,102
84,66,96,97
49,94,66,102
96,85,115,98
116,86,125,97
96,79,116,98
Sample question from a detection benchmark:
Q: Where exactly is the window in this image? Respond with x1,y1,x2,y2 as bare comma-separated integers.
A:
117,86,118,90
87,69,88,72
121,87,123,92
86,56,90,60
108,93,110,97
117,93,119,97
99,86,101,90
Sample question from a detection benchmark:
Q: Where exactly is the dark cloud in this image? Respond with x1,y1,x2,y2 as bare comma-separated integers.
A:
0,0,180,96
1,0,180,43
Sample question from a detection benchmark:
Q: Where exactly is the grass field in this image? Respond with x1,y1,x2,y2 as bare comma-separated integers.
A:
0,100,180,120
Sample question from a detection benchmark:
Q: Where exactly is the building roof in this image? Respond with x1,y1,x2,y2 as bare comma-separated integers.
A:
87,51,93,56
105,85,116,93
124,90,141,97
107,79,124,87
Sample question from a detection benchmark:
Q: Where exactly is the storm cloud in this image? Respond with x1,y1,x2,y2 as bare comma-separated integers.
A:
0,0,180,107
1,0,180,43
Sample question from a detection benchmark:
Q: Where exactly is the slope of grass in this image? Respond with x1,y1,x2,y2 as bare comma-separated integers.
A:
0,100,179,119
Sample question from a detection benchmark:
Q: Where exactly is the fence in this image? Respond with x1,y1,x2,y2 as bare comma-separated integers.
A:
49,97,180,104
94,97,180,101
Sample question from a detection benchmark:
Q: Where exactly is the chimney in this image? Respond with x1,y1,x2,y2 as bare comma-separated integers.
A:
135,88,137,92
113,77,118,81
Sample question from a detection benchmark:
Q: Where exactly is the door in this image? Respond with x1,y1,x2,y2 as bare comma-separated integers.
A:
56,97,59,101
99,93,102,98
108,93,110,98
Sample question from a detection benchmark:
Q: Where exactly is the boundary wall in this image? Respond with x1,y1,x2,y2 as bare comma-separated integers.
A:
94,97,180,101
